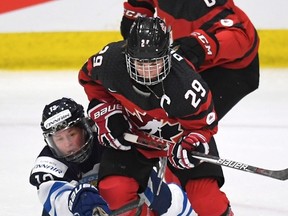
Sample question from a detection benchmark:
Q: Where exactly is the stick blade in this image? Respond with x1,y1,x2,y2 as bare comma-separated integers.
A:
255,167,288,181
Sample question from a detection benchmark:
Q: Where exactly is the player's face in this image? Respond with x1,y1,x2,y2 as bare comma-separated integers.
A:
135,59,164,79
52,127,85,156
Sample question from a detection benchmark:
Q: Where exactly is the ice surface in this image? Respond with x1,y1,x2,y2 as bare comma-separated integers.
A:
1,69,288,215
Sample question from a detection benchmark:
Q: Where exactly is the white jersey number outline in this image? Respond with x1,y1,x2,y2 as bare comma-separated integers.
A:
204,0,216,7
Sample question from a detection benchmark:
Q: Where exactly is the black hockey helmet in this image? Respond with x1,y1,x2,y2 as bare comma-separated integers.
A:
41,97,94,163
125,17,171,85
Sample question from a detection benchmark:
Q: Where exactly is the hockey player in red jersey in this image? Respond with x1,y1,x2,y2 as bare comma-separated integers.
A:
78,17,233,215
120,0,260,121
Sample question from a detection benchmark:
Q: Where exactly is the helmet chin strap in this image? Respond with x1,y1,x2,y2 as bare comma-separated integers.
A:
145,81,166,100
132,85,151,98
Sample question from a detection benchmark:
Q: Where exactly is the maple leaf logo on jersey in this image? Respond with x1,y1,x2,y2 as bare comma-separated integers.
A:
124,108,183,142
152,121,183,143
132,115,183,143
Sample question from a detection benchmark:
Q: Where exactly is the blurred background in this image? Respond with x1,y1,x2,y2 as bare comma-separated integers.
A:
0,1,287,215
0,0,287,70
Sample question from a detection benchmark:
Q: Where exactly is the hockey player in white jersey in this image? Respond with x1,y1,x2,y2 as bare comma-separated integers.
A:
29,97,193,216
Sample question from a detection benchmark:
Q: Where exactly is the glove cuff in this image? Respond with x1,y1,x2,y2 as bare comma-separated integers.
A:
173,29,219,69
190,29,219,61
68,183,111,215
123,2,154,19
88,102,123,121
68,184,99,212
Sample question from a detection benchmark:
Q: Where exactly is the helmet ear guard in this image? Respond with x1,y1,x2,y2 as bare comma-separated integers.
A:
125,17,172,85
41,97,94,163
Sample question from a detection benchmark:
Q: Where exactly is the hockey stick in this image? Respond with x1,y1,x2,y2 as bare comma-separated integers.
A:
188,151,288,181
109,197,145,216
123,133,288,181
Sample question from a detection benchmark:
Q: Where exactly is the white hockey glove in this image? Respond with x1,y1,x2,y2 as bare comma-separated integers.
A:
88,100,132,151
168,132,209,169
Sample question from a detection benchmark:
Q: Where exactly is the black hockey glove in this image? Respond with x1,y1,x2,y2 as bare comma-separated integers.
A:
120,16,135,39
172,30,218,69
172,36,206,69
168,132,209,169
121,1,155,39
88,100,132,151
68,183,111,216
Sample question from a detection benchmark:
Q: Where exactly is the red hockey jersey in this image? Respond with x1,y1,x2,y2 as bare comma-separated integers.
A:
123,0,259,71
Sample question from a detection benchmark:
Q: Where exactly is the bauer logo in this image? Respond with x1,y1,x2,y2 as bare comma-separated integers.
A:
92,104,123,119
44,109,72,129
218,158,249,170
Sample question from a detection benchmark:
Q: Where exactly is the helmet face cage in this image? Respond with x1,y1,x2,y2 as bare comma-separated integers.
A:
125,55,171,85
41,98,94,163
125,17,172,85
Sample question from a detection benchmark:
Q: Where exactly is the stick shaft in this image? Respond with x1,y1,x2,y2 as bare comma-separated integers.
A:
109,198,143,216
123,133,288,181
190,151,288,180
